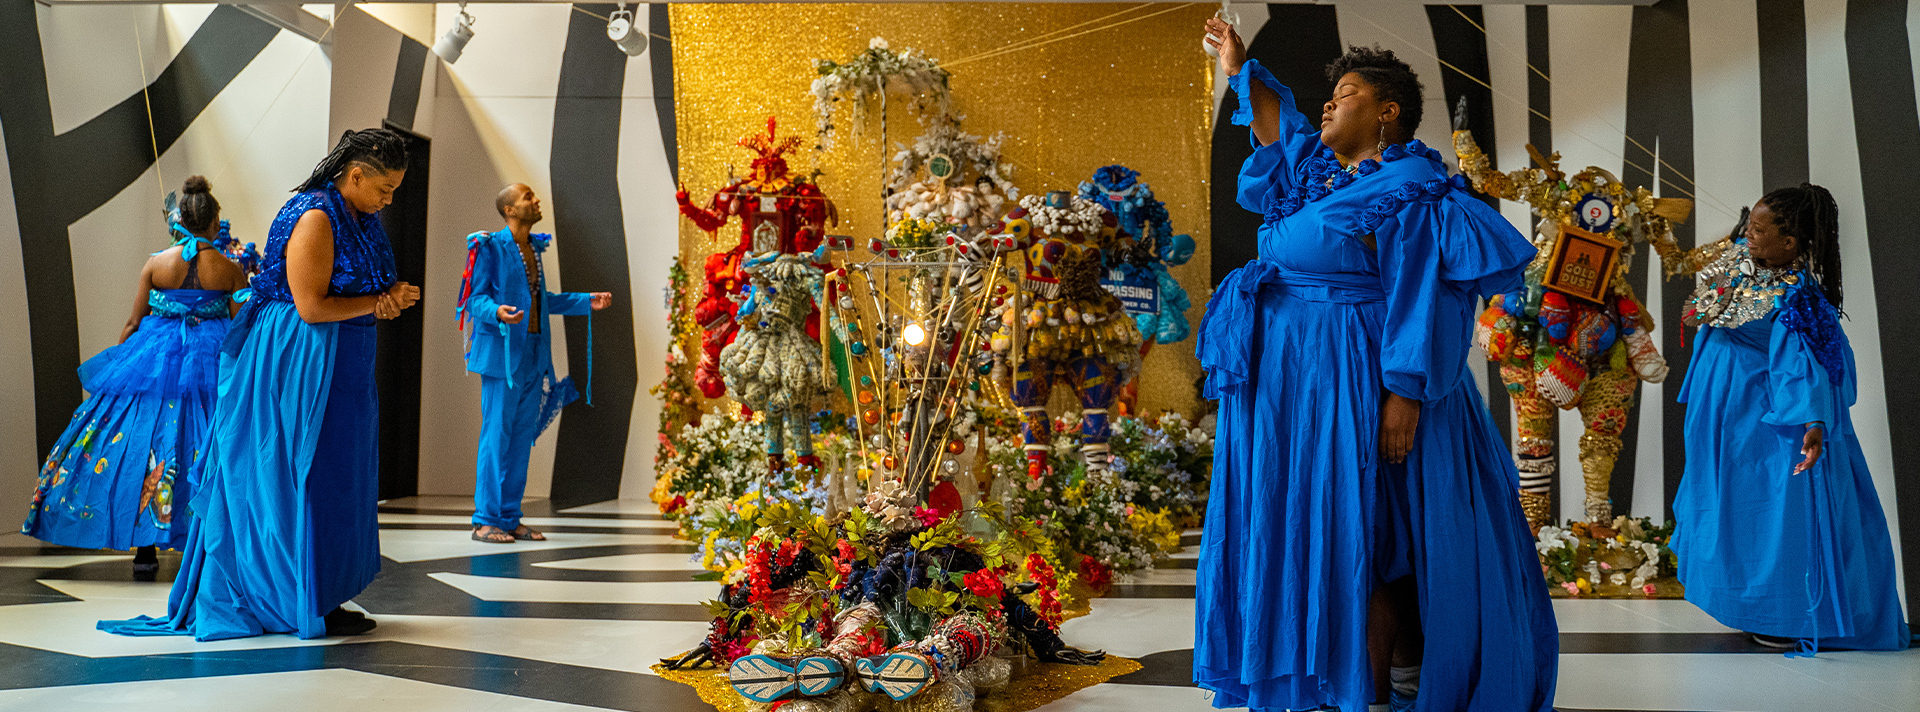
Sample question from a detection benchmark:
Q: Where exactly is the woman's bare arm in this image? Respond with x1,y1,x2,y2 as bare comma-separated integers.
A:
1209,19,1282,146
285,209,418,323
118,259,156,344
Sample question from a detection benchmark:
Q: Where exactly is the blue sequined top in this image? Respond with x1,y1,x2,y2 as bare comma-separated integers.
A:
147,289,231,323
252,185,397,306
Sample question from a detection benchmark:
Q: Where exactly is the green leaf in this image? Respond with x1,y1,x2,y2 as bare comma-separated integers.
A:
692,571,723,582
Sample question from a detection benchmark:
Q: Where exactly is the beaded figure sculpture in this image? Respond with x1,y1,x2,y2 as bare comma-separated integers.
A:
1076,165,1194,415
981,191,1140,479
1455,110,1714,532
678,117,838,401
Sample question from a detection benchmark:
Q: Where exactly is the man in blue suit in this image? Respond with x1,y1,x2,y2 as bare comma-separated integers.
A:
457,183,610,543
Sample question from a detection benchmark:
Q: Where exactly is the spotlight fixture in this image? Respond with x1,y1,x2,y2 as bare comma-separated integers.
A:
606,3,649,58
902,323,926,347
434,3,476,64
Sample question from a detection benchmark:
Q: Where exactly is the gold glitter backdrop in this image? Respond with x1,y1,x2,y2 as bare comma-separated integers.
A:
671,2,1216,417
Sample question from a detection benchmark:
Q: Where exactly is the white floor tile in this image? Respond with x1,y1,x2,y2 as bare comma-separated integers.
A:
376,513,675,530
1027,682,1217,711
529,552,704,572
0,554,130,568
377,530,680,563
0,668,616,711
556,499,661,516
1551,598,1739,634
1059,598,1195,657
1557,652,1905,712
427,572,721,605
0,597,370,658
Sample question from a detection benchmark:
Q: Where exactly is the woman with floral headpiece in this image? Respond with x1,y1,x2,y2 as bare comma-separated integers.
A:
22,175,247,581
1670,185,1911,653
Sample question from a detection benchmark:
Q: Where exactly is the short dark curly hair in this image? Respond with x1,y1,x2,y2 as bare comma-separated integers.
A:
1326,45,1425,138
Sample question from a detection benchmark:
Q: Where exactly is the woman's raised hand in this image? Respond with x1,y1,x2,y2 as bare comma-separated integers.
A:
1206,18,1247,76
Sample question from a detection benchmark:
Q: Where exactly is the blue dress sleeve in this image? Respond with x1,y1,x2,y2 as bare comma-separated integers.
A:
1231,59,1324,214
1763,310,1854,430
1375,189,1536,401
547,291,594,316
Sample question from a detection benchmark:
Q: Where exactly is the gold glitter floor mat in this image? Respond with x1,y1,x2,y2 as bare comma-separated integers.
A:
653,655,1143,712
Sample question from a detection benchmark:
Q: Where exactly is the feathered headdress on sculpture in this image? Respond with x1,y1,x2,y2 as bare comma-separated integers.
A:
739,116,802,188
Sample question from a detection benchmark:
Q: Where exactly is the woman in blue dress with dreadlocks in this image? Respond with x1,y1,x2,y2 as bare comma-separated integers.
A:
22,176,248,581
100,129,421,641
1671,184,1912,653
1195,21,1557,712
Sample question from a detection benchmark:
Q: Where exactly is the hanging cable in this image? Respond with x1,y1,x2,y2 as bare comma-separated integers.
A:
132,23,165,197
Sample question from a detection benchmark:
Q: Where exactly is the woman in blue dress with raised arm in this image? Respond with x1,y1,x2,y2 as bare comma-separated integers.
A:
1195,21,1556,712
100,129,421,641
24,176,247,580
1672,185,1911,653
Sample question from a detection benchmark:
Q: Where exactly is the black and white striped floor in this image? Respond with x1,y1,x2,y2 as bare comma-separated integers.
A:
0,497,1912,711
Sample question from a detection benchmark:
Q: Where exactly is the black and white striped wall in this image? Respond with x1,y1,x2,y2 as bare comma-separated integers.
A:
0,2,680,524
1211,0,1915,621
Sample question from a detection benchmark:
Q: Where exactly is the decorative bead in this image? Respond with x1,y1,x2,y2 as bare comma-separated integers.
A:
882,455,898,470
858,390,875,404
947,440,965,454
862,409,880,425
850,341,867,355
860,375,873,386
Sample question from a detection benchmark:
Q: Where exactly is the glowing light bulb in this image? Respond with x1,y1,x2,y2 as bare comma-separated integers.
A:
902,323,927,346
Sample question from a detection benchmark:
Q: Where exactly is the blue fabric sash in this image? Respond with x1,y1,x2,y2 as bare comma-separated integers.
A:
1198,260,1383,399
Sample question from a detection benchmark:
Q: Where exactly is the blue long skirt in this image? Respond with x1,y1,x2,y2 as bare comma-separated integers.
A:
22,311,227,551
99,301,382,641
1672,320,1909,651
1195,284,1386,712
1382,382,1559,711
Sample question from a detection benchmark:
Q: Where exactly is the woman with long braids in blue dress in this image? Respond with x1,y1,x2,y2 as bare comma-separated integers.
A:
1671,185,1911,652
100,129,421,641
23,176,246,581
1194,21,1557,712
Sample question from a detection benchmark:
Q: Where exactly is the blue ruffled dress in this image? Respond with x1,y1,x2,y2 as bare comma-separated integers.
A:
100,185,394,641
22,248,232,551
1672,256,1911,651
1194,60,1557,712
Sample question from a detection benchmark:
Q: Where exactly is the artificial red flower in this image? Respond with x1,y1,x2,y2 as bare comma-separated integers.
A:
927,480,963,517
913,506,944,529
774,539,802,569
662,495,688,514
1078,555,1113,592
833,540,856,577
963,569,1006,600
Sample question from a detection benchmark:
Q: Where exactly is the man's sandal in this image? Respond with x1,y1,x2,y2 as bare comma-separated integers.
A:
472,526,516,544
511,525,546,541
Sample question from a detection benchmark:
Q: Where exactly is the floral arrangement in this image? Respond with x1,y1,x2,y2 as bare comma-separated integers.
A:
986,412,1200,575
811,37,952,150
1107,412,1213,527
882,217,959,251
1537,515,1679,598
663,495,1104,711
649,257,703,474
